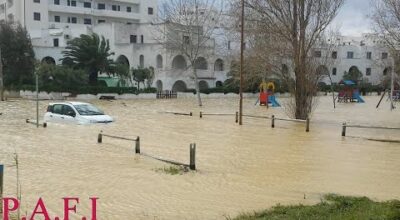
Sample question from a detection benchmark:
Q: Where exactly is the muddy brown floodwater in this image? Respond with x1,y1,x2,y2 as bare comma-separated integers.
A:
0,96,399,220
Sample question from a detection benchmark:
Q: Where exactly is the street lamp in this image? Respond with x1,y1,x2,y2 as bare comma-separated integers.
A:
239,0,244,125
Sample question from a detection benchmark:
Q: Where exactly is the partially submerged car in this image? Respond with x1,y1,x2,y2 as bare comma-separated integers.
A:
44,102,113,125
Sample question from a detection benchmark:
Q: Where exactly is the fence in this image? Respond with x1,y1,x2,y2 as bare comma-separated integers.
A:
342,123,400,137
160,111,193,116
157,91,177,99
97,132,196,170
26,119,47,128
272,115,310,132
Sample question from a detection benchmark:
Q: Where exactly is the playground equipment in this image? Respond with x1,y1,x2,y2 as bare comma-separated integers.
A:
337,80,365,103
258,82,281,107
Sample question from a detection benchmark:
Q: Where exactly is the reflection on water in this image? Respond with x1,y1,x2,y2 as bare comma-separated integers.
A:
0,96,399,220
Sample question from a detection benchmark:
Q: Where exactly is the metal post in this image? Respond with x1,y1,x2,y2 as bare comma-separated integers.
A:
190,143,196,170
342,123,346,137
390,68,395,111
200,111,202,118
135,137,140,154
97,133,102,143
0,164,3,213
190,112,193,116
306,117,310,132
36,73,39,128
239,0,245,125
271,115,275,128
235,111,238,123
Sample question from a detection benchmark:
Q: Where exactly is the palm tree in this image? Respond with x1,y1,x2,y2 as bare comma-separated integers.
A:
61,33,114,85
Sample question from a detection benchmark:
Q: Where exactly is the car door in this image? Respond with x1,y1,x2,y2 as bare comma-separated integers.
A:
49,104,64,123
61,104,77,124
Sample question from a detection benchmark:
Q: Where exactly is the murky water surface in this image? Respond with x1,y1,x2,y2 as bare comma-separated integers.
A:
0,96,399,220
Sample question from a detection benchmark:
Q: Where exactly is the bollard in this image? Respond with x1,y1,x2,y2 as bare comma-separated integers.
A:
342,123,347,137
135,137,141,154
190,112,193,116
0,164,3,213
97,133,102,143
235,112,238,123
43,122,47,128
200,111,203,118
271,115,275,128
189,143,196,170
306,117,310,132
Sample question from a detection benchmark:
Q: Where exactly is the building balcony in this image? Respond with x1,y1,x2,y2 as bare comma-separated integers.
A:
92,9,141,20
48,4,92,15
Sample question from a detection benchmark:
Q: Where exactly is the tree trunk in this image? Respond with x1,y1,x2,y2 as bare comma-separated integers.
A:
193,68,202,107
89,69,98,85
0,48,4,101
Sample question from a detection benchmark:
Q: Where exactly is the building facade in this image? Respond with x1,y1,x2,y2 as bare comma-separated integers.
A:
315,34,394,85
0,0,230,91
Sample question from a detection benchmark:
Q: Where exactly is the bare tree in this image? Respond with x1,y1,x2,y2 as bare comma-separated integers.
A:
241,0,344,119
371,0,400,109
154,0,224,106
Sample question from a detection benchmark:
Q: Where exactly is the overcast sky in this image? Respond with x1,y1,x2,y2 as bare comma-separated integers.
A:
328,0,373,36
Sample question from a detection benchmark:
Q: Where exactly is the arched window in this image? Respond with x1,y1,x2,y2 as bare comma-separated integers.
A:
199,80,209,91
42,56,56,65
172,80,187,92
156,80,163,91
139,55,144,68
116,55,130,69
172,55,187,69
194,57,208,70
214,59,224,71
156,55,163,69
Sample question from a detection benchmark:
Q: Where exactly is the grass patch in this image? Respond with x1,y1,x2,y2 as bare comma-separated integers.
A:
231,194,400,220
154,165,189,175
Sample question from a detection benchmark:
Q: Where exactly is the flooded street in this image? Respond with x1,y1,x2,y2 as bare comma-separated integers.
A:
0,96,399,220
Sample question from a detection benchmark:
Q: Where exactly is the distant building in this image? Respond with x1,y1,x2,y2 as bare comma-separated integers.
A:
0,0,230,91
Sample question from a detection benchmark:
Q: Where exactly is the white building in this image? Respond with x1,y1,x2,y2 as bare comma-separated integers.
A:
0,0,230,91
315,34,395,85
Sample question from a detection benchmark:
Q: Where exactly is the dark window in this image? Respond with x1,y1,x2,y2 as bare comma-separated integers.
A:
52,105,63,114
366,68,371,76
84,2,91,8
54,15,60,22
141,35,144,44
98,19,106,23
127,6,131,12
183,35,190,44
54,0,60,5
130,35,137,43
71,0,76,6
33,0,40,3
47,105,54,112
98,3,105,10
62,105,76,117
347,51,354,59
314,51,322,58
68,17,77,23
148,7,154,15
382,52,388,59
84,18,92,25
112,5,120,11
228,41,231,50
332,51,337,59
332,68,337,76
33,12,40,21
53,38,59,47
367,52,372,59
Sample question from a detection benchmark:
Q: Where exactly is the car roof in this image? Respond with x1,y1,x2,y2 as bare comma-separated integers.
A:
48,101,91,106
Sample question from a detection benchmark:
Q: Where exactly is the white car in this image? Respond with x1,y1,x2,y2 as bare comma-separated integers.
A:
44,102,114,125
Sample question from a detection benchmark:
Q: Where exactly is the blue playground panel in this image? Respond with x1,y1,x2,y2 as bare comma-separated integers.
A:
352,91,365,103
268,95,281,107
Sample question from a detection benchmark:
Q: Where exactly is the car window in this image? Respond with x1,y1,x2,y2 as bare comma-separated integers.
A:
47,105,54,112
73,104,104,116
52,104,63,115
62,105,76,116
